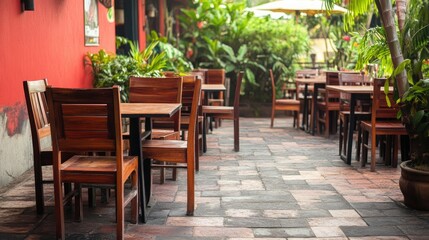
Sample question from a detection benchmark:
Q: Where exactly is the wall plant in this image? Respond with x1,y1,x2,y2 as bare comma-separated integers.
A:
86,37,167,102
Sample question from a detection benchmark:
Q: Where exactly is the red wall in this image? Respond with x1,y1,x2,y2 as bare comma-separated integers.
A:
0,0,116,108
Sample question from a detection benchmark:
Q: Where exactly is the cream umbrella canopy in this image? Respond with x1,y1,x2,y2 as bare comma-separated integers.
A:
250,0,348,16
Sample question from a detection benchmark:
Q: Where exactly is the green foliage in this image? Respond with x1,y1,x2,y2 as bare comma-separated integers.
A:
355,27,393,76
86,37,166,102
176,0,310,106
148,31,193,73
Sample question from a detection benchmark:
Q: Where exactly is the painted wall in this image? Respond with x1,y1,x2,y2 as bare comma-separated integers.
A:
0,1,116,187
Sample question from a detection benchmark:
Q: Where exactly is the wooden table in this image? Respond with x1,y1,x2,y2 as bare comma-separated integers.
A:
326,85,392,165
121,103,181,223
295,76,326,134
201,84,226,152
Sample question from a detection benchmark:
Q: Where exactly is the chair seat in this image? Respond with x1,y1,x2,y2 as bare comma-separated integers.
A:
317,101,340,110
361,120,407,134
339,111,371,117
202,105,234,115
181,115,203,128
143,140,188,163
62,156,137,180
151,129,180,140
276,99,300,105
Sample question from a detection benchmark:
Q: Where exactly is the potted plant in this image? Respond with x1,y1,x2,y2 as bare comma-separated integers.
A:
324,0,429,209
398,78,429,210
86,37,167,102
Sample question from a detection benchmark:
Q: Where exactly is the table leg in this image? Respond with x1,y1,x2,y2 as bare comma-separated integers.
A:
301,84,309,130
129,117,147,223
345,95,356,165
144,117,153,205
311,84,321,135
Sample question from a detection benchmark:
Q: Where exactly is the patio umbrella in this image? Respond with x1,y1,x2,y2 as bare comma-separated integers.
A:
245,9,291,20
250,0,348,16
251,0,348,63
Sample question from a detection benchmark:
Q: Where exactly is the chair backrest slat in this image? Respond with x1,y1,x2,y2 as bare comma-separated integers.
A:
182,75,199,115
187,78,202,150
233,72,244,116
46,86,121,153
24,79,50,153
372,78,398,120
296,69,318,78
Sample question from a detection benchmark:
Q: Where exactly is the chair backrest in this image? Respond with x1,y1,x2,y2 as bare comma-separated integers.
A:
295,69,318,78
206,69,225,102
206,69,225,85
186,78,202,151
46,86,123,158
23,79,50,155
322,71,340,102
188,70,206,83
233,72,244,116
182,75,200,116
371,78,398,121
338,72,364,86
129,76,183,132
129,76,183,104
338,72,365,103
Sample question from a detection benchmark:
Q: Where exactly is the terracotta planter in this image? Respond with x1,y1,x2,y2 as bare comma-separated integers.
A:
399,160,429,210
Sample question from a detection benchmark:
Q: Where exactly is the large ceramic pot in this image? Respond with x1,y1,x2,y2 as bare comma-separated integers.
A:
400,160,429,210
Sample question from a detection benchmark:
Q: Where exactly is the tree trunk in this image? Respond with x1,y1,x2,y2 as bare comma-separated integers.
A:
375,0,409,96
396,0,408,32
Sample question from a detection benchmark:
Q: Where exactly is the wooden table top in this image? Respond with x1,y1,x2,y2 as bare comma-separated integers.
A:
326,85,393,93
295,76,326,85
202,84,226,91
121,103,181,118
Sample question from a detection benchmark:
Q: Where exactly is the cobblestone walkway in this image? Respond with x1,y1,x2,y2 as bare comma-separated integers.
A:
1,118,429,239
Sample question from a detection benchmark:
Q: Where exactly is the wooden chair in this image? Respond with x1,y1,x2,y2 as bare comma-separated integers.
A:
24,79,80,215
270,69,300,128
23,79,53,215
338,72,371,159
129,76,183,183
316,71,341,137
205,69,225,106
46,86,138,240
295,69,319,127
142,78,202,216
206,69,226,129
203,71,243,152
180,75,204,171
360,78,408,171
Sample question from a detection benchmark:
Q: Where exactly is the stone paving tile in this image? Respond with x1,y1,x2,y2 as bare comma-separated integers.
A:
2,117,429,239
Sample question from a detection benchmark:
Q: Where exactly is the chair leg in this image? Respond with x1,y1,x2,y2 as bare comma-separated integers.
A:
186,155,195,216
54,176,65,239
74,183,83,222
234,117,239,152
195,125,200,171
34,156,44,215
88,187,96,208
271,106,275,128
203,114,207,153
361,129,369,167
356,123,362,162
116,180,124,240
324,111,330,137
130,170,138,224
339,116,343,155
343,116,349,157
296,110,300,129
370,131,377,172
